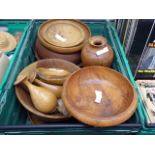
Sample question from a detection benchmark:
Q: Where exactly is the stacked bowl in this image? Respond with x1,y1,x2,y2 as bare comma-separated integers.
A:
35,20,91,64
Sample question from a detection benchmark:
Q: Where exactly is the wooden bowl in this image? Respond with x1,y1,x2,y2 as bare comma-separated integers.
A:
35,39,81,64
62,66,137,127
15,59,80,122
38,20,91,54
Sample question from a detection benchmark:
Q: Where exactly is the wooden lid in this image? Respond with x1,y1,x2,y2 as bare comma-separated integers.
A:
39,20,85,48
62,66,137,127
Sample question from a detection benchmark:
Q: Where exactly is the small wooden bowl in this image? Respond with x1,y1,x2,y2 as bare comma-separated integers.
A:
62,66,137,127
35,38,81,64
15,59,80,122
38,19,91,54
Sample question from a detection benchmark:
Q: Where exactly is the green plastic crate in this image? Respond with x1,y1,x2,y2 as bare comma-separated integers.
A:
0,20,142,134
0,20,32,93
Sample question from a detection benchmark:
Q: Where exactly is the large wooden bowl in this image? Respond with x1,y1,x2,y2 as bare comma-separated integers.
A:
62,66,137,127
15,59,80,122
35,38,81,64
38,20,91,54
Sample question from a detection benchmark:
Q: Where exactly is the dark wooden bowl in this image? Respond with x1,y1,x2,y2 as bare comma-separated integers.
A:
35,39,81,64
62,66,137,127
15,59,80,122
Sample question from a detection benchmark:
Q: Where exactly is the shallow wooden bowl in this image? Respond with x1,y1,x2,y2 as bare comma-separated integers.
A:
38,19,91,54
35,39,81,64
62,66,137,127
15,59,80,122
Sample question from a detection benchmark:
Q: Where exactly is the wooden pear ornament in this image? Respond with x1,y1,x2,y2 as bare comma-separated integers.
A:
23,79,57,113
34,79,62,98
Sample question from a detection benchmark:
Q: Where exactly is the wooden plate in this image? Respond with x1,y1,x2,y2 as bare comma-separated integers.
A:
62,66,137,127
15,59,80,122
40,20,85,47
38,20,91,54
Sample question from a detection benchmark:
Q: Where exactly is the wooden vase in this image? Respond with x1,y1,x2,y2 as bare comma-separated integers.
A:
81,36,114,67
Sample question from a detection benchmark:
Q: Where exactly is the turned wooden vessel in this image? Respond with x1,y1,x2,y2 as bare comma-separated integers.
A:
62,66,137,127
81,36,114,67
35,39,81,64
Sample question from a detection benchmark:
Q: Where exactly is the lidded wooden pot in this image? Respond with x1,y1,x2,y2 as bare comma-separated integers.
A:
81,36,114,67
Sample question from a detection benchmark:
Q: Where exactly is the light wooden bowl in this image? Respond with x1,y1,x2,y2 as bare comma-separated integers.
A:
62,66,137,127
15,59,80,122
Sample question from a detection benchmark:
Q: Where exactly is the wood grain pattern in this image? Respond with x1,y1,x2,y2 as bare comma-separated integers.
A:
62,66,137,127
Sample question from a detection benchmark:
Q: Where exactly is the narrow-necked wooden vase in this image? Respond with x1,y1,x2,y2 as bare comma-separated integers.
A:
81,36,114,67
